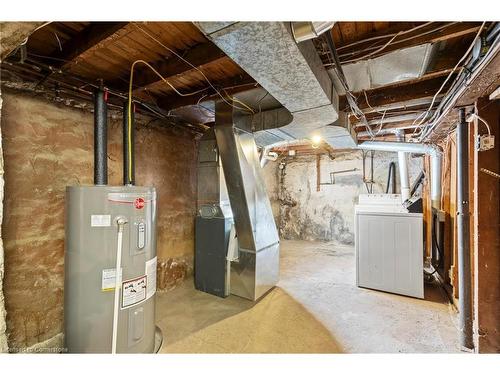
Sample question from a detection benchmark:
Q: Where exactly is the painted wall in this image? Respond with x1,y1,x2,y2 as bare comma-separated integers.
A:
262,151,423,244
0,90,199,349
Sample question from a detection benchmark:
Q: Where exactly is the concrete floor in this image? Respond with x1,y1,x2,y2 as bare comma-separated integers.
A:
156,240,461,353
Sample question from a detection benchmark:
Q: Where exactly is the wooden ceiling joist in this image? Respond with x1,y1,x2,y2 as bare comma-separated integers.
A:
336,22,482,63
49,22,129,68
429,47,500,142
156,73,257,111
340,68,458,113
109,42,226,92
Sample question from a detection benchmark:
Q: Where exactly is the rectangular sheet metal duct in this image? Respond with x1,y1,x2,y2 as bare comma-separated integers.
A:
330,44,437,94
196,22,356,149
214,100,280,300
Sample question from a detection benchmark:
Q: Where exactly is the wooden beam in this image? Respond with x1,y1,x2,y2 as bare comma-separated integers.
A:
0,22,46,60
338,22,482,63
51,22,128,68
339,69,458,112
429,47,500,142
334,22,425,51
109,42,227,92
489,86,500,100
155,73,256,111
473,97,500,353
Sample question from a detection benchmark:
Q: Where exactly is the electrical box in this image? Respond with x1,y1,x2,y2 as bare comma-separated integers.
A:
477,134,495,151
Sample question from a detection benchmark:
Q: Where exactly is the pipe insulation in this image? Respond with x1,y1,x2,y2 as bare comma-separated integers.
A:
358,141,442,209
456,108,474,351
94,89,108,185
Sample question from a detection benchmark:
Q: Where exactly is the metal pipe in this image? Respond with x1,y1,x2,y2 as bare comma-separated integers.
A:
123,101,135,185
291,21,335,43
358,141,442,209
94,89,108,185
456,108,474,351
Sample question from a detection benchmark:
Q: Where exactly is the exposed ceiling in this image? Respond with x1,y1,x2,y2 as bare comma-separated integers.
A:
1,21,495,141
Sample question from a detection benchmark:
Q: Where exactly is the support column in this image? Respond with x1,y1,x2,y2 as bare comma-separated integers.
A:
456,107,474,351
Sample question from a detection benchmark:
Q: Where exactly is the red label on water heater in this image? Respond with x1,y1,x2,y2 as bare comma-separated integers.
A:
134,197,145,209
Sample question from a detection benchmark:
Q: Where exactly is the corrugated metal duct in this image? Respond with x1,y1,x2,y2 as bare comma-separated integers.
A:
195,22,356,149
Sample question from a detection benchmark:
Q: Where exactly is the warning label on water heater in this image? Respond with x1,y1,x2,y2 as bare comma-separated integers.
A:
91,214,111,227
121,275,147,309
101,268,122,291
145,256,157,301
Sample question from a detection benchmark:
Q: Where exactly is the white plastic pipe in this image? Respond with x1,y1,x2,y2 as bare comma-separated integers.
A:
398,151,411,201
112,216,128,354
395,132,410,203
358,141,442,209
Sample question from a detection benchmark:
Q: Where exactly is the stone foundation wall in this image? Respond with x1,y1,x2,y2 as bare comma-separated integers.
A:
262,151,423,244
0,89,199,349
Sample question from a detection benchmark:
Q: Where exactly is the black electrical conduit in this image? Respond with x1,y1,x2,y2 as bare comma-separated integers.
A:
385,162,397,194
410,170,425,198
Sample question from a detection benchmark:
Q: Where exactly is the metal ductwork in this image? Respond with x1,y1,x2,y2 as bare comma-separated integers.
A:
195,22,356,149
291,22,335,43
194,104,280,301
331,44,437,94
214,100,280,300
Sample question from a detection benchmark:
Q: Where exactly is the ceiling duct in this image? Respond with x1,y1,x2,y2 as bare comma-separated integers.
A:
330,43,438,94
291,21,335,43
195,22,356,148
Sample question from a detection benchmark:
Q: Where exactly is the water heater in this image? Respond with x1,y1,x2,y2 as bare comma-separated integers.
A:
64,90,160,353
65,186,157,352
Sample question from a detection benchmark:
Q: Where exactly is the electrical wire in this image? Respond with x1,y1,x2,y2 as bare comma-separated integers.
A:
126,59,207,183
125,59,255,182
340,22,453,63
53,32,62,52
412,22,487,141
336,22,434,52
18,22,52,47
324,31,375,138
470,113,492,137
132,22,255,114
